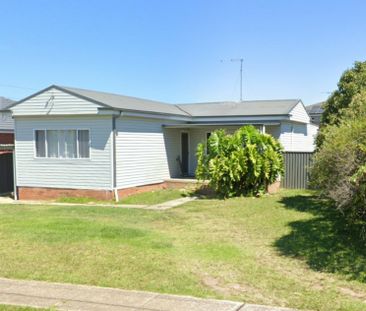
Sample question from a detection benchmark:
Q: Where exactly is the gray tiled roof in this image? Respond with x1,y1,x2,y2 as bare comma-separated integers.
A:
306,102,325,114
177,100,300,117
0,96,15,110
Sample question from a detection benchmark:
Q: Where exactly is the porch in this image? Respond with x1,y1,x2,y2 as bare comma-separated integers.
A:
163,122,281,178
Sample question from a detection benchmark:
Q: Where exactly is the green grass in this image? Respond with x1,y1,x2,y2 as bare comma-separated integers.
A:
1,190,366,310
57,188,188,205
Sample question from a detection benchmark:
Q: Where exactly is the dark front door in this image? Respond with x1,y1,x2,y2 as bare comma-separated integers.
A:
181,132,189,175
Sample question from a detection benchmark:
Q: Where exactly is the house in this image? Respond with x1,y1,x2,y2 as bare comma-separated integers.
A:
0,96,15,145
5,85,318,200
306,101,325,125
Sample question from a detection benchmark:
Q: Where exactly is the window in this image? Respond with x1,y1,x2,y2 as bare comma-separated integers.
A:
78,130,90,158
35,129,90,159
35,130,46,157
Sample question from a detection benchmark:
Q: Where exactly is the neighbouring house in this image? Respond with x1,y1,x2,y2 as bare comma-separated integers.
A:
5,85,318,200
306,101,325,125
0,96,15,146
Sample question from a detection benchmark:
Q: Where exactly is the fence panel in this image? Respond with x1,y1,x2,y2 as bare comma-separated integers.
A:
282,152,313,189
0,153,14,194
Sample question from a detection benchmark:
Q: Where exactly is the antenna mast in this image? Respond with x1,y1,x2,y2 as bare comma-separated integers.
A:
231,58,244,101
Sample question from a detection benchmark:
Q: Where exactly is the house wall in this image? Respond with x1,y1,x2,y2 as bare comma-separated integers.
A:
15,116,113,190
289,103,310,123
279,122,318,152
0,133,14,144
115,116,174,189
11,87,102,116
0,111,14,132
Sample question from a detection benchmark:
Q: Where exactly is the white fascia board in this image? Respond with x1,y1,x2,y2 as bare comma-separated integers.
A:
191,115,290,122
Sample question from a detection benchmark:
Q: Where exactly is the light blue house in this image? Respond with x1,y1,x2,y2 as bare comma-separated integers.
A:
5,85,318,200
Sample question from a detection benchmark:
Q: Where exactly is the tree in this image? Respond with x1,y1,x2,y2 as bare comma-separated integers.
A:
317,61,366,147
196,126,284,198
310,91,366,223
322,61,366,126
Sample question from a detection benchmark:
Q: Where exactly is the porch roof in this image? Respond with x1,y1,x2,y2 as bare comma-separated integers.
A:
162,122,280,128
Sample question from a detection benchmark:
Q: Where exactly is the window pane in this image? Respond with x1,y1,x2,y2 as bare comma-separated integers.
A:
58,130,66,158
65,130,77,158
78,130,90,158
35,130,46,157
47,130,59,158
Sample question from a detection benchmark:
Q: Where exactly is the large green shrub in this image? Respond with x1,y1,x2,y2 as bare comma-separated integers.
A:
196,126,284,197
310,92,366,223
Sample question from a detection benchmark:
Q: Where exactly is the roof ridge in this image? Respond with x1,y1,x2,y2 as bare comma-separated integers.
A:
57,85,173,106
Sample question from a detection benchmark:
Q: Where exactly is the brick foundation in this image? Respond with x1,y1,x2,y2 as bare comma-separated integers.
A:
18,178,281,201
18,187,114,201
17,180,202,201
0,133,14,145
267,180,281,194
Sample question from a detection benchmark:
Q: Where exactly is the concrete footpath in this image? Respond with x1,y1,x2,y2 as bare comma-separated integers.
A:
0,278,295,311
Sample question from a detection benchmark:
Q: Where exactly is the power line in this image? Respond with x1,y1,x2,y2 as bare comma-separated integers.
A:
0,83,37,91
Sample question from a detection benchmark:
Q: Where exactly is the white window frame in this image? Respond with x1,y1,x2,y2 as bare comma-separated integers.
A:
33,128,91,160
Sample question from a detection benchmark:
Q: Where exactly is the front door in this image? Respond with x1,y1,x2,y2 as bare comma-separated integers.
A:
181,132,189,176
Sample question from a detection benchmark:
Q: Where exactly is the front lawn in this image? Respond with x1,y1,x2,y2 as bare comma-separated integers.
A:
0,190,365,310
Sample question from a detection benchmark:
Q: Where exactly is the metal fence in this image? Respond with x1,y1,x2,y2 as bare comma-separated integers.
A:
0,153,14,194
282,152,314,189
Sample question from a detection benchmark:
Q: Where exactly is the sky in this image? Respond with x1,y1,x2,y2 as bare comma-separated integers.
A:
0,0,365,105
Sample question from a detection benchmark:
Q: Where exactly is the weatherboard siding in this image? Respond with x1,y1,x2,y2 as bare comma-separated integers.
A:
279,122,317,152
15,116,112,190
115,117,172,189
289,102,310,123
11,88,102,116
0,111,14,132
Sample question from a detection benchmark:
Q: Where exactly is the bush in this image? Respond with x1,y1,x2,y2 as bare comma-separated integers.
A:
196,126,284,198
310,93,366,223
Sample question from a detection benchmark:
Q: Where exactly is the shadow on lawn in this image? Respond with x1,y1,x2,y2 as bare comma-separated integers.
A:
275,194,366,282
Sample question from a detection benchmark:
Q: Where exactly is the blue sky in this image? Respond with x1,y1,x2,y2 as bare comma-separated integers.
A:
0,0,365,105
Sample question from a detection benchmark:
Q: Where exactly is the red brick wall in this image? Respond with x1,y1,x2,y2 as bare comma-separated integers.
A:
17,180,203,201
18,187,114,201
0,133,14,145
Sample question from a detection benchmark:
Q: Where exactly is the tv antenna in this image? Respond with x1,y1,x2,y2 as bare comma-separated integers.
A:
221,58,244,101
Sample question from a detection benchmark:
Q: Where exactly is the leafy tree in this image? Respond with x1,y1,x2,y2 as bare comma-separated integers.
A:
310,91,366,224
196,126,284,198
317,61,366,147
322,61,366,126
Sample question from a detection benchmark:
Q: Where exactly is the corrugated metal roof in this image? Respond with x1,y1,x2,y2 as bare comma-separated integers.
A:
58,86,188,116
306,102,325,114
177,100,300,117
0,97,15,110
